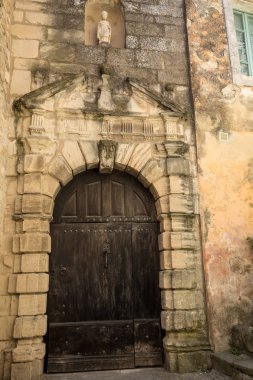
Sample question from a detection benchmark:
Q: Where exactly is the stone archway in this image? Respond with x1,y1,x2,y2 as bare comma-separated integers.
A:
10,73,211,380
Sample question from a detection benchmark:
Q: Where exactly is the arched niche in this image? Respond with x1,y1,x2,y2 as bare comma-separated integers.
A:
85,0,125,48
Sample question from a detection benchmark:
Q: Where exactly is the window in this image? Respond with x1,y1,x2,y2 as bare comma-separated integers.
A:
223,0,253,85
234,10,253,76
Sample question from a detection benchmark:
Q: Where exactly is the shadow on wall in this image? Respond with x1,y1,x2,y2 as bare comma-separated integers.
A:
85,0,125,48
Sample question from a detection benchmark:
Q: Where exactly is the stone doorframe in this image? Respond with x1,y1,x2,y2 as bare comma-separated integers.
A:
9,73,211,380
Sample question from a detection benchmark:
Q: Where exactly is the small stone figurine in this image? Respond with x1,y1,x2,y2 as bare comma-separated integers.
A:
97,11,111,47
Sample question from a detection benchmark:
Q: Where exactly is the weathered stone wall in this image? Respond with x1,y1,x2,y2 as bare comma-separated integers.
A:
0,0,16,378
186,0,253,351
10,0,188,103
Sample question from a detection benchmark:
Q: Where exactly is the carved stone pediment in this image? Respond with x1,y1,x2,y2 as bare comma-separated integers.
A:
14,72,188,143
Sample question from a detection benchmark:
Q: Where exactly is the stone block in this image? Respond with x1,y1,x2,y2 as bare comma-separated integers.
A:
0,296,11,316
24,174,42,194
24,155,45,173
62,141,85,174
79,141,99,169
16,273,49,293
127,143,152,176
25,11,63,27
155,196,170,214
115,143,135,171
21,254,49,273
12,39,39,59
8,275,17,294
177,351,211,373
167,158,190,176
161,290,173,310
126,35,139,49
42,196,54,215
160,270,172,289
41,175,60,198
159,216,171,232
11,359,43,380
0,317,15,340
13,10,24,22
140,36,168,51
11,24,46,40
172,270,196,289
48,156,73,186
75,45,105,65
169,250,195,270
170,232,196,249
107,48,136,67
18,294,47,316
158,232,171,250
138,159,166,188
22,219,49,233
169,175,186,194
0,275,9,295
6,157,17,177
160,250,172,269
22,194,43,214
14,315,47,339
48,28,85,43
161,309,203,331
13,342,45,362
150,176,170,200
136,50,165,69
173,290,197,309
10,70,31,95
169,194,193,214
19,233,51,253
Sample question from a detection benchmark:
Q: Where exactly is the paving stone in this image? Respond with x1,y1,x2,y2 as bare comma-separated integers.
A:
42,368,231,380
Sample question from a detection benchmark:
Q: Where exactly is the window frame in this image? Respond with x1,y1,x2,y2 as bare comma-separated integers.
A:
233,9,253,76
223,0,253,86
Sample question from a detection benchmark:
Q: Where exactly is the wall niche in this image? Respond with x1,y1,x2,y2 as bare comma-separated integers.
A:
85,0,125,48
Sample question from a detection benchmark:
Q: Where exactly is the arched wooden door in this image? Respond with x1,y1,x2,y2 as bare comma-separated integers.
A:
47,170,162,373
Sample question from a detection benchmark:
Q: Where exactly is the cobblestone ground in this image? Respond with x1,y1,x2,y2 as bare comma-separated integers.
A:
43,368,231,380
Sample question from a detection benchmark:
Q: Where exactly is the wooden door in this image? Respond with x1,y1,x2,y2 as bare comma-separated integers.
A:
47,171,162,373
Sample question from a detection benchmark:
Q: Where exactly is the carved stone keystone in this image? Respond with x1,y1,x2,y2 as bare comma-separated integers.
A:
98,140,117,174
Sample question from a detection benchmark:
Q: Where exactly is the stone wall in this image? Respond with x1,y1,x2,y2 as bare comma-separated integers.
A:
0,0,15,378
186,0,253,351
10,0,189,102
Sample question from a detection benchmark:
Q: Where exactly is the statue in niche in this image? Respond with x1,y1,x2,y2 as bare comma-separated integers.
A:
97,11,111,47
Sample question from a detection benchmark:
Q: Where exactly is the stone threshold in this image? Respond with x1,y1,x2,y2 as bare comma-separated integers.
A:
212,350,253,378
43,368,230,380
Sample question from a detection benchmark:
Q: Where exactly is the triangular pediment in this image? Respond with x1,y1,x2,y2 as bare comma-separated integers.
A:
14,72,186,118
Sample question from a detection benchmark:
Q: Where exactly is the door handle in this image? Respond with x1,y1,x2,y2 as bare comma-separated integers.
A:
103,241,111,269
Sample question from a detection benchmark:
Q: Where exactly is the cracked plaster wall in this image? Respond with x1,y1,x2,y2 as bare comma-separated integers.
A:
186,0,253,351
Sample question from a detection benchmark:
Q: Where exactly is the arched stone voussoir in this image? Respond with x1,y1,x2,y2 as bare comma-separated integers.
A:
138,158,166,188
115,143,135,171
62,141,86,175
48,156,73,186
125,143,153,178
155,195,170,215
150,176,170,201
41,174,61,199
79,141,99,170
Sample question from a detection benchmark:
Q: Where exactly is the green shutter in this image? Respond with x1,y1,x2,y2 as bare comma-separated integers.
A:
234,10,253,76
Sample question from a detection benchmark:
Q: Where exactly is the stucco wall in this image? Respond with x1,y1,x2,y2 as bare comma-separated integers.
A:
186,0,253,351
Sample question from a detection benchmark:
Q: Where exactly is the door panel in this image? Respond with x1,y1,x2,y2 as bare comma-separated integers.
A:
132,223,160,319
47,171,162,373
134,319,163,367
48,320,134,373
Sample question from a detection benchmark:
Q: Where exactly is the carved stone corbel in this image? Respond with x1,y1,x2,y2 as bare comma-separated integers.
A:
98,140,117,173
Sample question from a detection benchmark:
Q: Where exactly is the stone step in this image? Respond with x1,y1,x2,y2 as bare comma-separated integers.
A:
212,351,253,379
